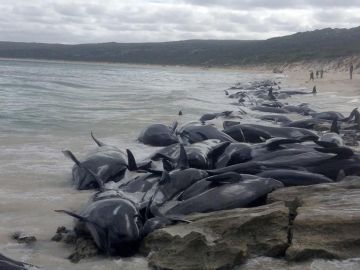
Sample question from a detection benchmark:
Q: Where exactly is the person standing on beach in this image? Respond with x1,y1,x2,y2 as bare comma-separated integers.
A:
316,70,319,79
350,64,354,79
310,71,314,81
320,69,324,78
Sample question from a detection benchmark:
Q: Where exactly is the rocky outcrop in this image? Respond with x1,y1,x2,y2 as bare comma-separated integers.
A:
141,202,289,270
142,177,360,269
268,176,360,261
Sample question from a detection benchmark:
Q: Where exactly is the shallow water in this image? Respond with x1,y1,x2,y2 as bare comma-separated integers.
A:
0,59,359,269
0,59,272,269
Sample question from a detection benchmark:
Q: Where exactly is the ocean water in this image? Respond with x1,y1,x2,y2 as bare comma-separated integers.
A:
0,59,359,270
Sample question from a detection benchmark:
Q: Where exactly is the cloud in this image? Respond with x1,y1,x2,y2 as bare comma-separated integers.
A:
179,0,360,9
0,0,359,43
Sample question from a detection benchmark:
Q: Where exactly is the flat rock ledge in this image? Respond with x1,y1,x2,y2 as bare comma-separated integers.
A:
141,176,360,270
268,176,360,261
141,202,289,270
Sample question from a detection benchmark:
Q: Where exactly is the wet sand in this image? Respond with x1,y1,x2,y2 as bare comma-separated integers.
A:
283,70,360,97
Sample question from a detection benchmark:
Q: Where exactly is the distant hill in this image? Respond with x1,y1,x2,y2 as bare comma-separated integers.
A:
0,27,359,66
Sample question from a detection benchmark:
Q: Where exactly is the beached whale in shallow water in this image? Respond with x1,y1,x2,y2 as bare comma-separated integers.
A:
259,115,292,124
57,196,143,256
63,132,155,190
283,105,316,115
312,111,345,121
159,178,283,216
214,143,252,168
152,140,230,169
149,169,208,212
62,133,132,190
251,106,289,114
63,147,128,190
224,124,318,143
138,123,179,146
284,118,326,129
257,169,333,186
0,253,39,270
178,172,248,201
179,123,235,144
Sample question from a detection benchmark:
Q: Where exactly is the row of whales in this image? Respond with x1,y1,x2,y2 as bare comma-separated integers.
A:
54,79,360,258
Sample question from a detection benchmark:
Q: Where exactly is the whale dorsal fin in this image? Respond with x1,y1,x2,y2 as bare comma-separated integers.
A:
126,149,137,171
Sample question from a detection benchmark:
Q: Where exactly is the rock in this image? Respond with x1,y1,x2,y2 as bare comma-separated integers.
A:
68,237,99,263
268,176,360,261
63,231,77,244
141,202,289,270
51,233,62,242
56,226,69,234
11,231,37,244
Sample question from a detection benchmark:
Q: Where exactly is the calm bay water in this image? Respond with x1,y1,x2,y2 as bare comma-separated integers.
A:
0,59,359,270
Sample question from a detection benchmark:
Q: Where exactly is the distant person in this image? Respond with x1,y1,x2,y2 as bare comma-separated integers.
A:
178,110,183,116
316,70,319,79
312,85,317,94
310,71,314,81
350,64,354,80
320,69,324,79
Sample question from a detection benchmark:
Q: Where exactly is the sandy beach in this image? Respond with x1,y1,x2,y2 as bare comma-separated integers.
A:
283,69,360,97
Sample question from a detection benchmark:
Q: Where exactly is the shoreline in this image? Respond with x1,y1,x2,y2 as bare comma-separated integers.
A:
1,56,359,75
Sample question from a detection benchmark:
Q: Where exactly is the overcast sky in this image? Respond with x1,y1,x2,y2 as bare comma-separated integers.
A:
0,0,359,44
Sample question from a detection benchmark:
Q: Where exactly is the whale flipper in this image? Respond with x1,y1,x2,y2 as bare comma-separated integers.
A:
330,119,340,134
62,150,81,167
177,144,189,170
90,131,106,147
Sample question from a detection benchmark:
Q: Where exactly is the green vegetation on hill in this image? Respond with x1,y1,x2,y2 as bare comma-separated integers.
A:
0,27,359,66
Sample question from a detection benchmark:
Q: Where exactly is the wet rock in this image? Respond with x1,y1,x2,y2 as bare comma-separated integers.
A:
268,177,360,261
51,233,62,242
68,237,99,263
11,231,37,244
141,202,289,270
51,226,71,242
52,226,97,262
56,226,69,234
63,231,77,244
